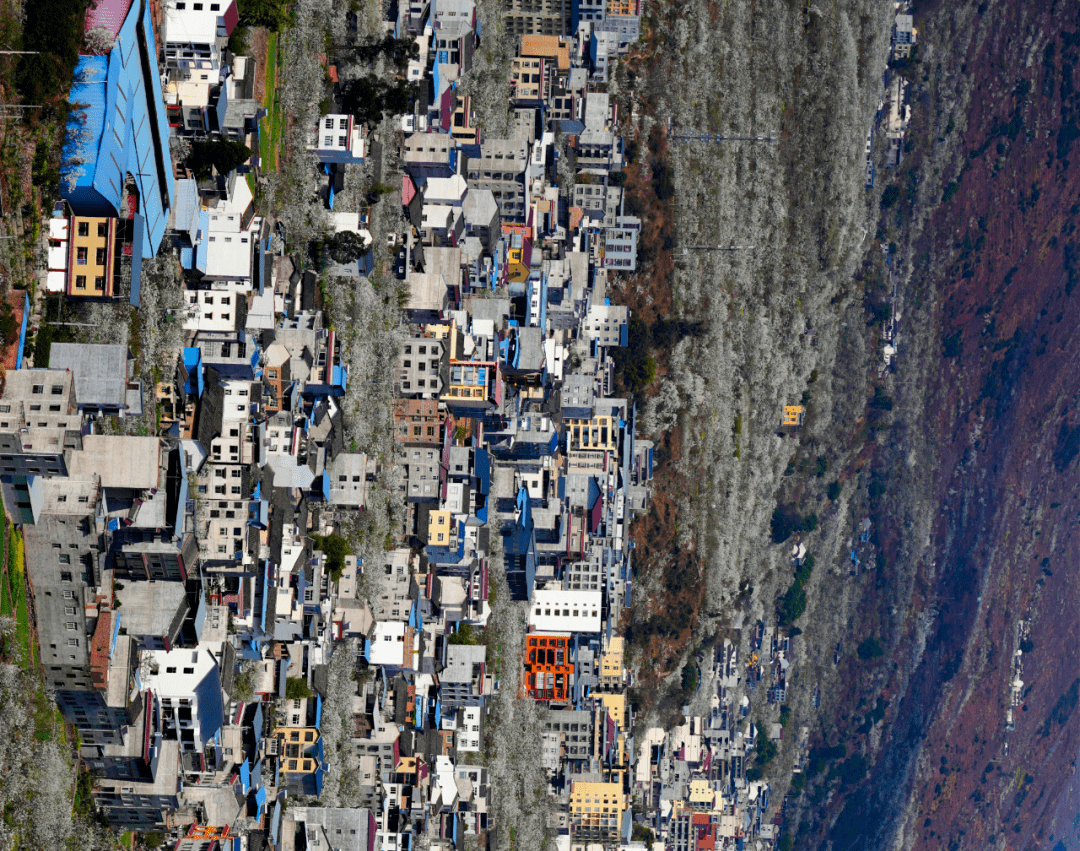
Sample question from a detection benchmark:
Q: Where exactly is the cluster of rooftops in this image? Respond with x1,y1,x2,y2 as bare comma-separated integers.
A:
2,0,823,848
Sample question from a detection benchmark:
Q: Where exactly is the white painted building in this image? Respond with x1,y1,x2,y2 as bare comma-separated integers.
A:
528,588,602,633
140,646,226,753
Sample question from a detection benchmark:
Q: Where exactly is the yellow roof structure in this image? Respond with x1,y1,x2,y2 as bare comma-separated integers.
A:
782,405,805,426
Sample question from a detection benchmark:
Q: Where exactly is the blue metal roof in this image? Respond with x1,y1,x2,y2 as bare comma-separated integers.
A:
15,292,28,369
129,212,145,305
174,444,188,534
193,666,225,746
60,0,174,255
194,210,210,273
173,178,200,236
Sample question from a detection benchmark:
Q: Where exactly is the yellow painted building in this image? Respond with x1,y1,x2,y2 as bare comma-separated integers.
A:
270,726,320,775
688,778,717,811
782,405,805,426
428,510,453,546
606,0,639,16
512,56,544,101
569,780,626,841
67,216,116,297
599,637,625,689
564,414,618,452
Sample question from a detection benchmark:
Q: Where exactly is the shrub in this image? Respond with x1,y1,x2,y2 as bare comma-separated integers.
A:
881,185,900,208
827,480,841,500
680,661,699,698
449,624,480,645
1019,638,1034,653
857,637,884,660
815,456,828,477
285,677,313,700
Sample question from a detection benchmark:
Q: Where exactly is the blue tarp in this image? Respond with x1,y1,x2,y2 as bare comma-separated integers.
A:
183,347,203,397
240,758,251,793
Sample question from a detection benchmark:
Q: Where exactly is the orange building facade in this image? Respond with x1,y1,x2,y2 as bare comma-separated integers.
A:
524,633,573,701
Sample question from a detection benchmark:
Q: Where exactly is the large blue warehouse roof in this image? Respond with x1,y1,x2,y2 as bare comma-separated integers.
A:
61,0,175,256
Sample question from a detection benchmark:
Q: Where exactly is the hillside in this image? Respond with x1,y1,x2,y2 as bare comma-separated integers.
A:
619,0,1080,846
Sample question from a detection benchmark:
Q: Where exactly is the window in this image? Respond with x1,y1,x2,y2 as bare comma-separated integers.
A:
51,385,63,396
77,221,89,237
211,1,219,7
67,638,79,647
76,247,88,265
59,553,70,565
75,275,86,289
193,2,202,7
176,0,185,6
32,385,43,395
97,222,107,237
57,495,67,503
94,276,105,290
78,496,88,504
95,247,106,265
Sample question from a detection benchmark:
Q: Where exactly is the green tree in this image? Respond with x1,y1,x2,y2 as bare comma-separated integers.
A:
778,581,807,626
189,140,253,177
237,0,292,29
827,480,841,500
756,736,778,765
771,504,804,544
311,533,351,581
857,637,884,660
285,677,313,700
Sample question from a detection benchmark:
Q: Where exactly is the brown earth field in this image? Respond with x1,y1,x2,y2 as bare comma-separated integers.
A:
820,1,1080,849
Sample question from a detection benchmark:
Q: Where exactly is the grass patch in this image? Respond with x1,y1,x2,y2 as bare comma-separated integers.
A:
260,31,281,171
